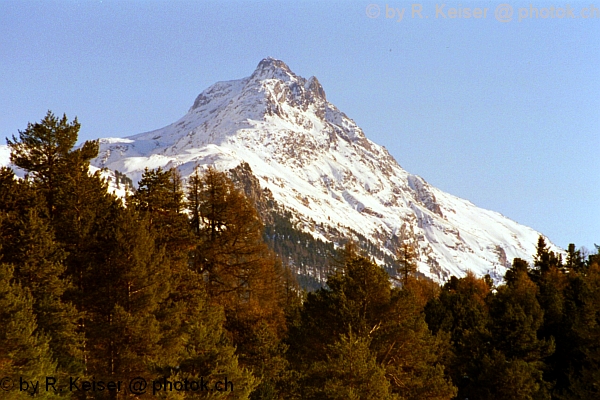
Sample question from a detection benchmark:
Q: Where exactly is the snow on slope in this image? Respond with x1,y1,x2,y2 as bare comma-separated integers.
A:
3,58,561,282
0,145,10,168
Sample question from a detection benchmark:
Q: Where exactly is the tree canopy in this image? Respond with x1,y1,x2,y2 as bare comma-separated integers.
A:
1,112,598,400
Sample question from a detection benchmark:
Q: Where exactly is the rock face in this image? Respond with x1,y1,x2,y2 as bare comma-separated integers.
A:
90,57,561,283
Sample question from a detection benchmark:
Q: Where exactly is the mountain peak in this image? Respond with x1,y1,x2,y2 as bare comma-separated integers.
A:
258,56,289,68
250,57,296,81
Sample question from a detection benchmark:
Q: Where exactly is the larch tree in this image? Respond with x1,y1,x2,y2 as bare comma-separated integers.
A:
185,167,288,399
395,242,418,286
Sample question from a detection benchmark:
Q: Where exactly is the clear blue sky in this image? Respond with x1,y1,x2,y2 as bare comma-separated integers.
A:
1,1,598,252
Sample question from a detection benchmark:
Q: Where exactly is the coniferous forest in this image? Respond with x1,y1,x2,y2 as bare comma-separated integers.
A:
1,112,599,399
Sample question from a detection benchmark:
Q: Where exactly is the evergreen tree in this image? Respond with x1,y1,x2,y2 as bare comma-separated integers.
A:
128,166,194,306
473,349,551,400
4,113,266,399
378,291,456,400
3,208,83,375
0,166,32,216
7,113,121,374
83,208,170,393
536,263,570,396
129,166,193,255
289,245,456,400
565,243,585,273
494,266,555,361
0,166,44,263
559,255,600,399
425,262,555,399
1,169,83,377
505,258,530,285
532,236,563,279
484,264,554,399
304,331,398,400
424,272,492,398
6,111,99,219
288,246,392,366
130,167,186,215
0,262,57,400
173,290,259,400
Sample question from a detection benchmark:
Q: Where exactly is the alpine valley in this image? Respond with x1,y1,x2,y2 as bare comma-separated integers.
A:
2,58,562,287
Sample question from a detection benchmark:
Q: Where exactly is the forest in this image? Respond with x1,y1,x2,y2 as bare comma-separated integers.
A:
1,112,599,399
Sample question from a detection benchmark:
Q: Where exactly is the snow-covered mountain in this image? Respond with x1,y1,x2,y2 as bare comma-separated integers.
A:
2,58,561,283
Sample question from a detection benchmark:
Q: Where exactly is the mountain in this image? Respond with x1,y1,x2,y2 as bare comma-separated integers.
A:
2,58,561,285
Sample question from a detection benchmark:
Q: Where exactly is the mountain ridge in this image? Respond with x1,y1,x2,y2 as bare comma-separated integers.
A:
1,58,562,283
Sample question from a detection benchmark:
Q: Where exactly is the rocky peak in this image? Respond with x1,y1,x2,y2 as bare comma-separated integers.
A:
249,57,296,82
305,76,326,102
188,58,328,124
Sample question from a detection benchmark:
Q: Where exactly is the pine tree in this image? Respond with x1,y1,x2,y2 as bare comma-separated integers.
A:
130,167,192,251
505,258,530,285
83,208,170,391
7,114,122,373
531,235,563,279
6,111,99,219
289,245,456,400
288,246,392,366
5,114,266,399
424,272,492,398
0,166,44,262
173,290,259,400
304,331,398,400
130,167,185,214
565,243,585,273
536,265,570,395
472,349,550,400
485,266,554,399
0,262,57,400
3,208,83,376
559,255,600,399
0,166,31,216
0,164,83,378
128,166,194,307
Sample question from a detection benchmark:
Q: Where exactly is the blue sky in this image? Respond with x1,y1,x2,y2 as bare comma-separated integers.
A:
1,1,598,252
